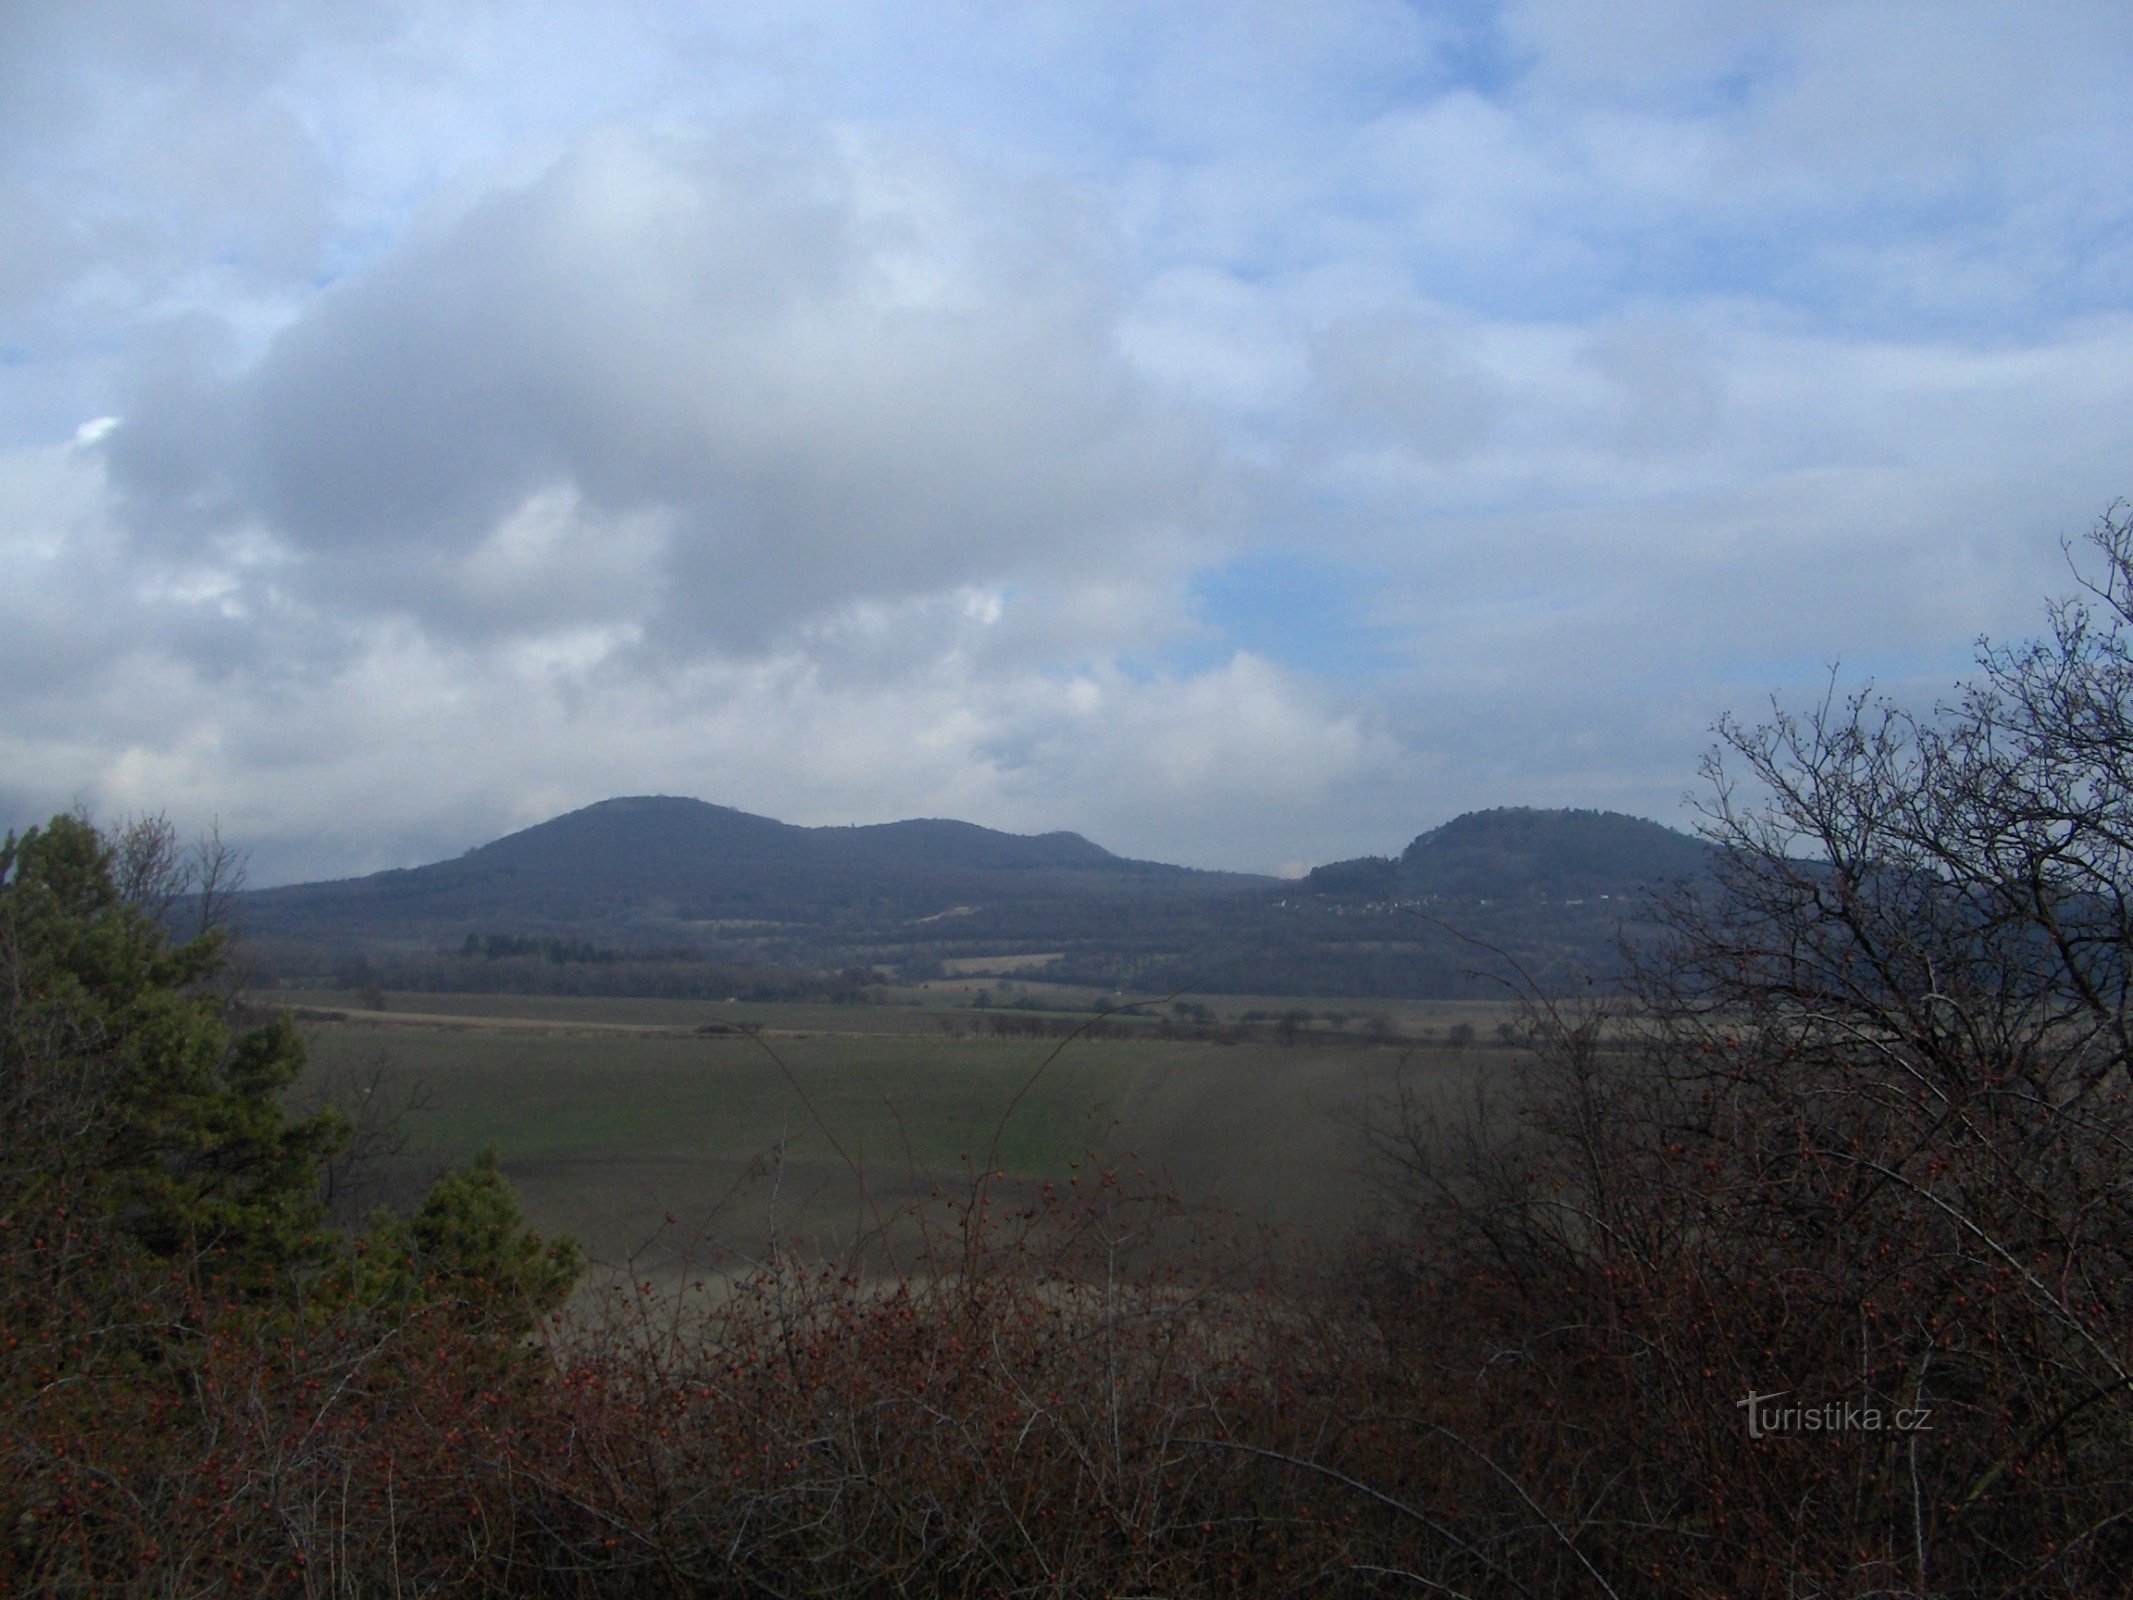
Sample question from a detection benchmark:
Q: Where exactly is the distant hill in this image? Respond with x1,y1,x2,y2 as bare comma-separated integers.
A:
1107,807,1713,1000
243,797,1711,999
244,795,1269,948
1305,807,1710,905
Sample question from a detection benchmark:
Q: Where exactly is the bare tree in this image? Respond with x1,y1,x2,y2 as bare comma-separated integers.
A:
101,811,253,1005
1352,508,2133,1596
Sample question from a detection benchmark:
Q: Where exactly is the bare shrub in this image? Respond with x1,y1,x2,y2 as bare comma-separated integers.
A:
1345,510,2133,1597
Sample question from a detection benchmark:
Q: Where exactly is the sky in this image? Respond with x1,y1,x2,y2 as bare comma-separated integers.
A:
4,1,2132,884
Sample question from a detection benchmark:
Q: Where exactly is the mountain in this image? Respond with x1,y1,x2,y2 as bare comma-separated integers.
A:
1305,807,1710,904
244,795,1269,948
1102,807,1713,999
243,798,1712,999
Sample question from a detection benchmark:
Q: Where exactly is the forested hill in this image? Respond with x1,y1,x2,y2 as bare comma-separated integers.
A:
1304,807,1712,904
243,795,1272,945
241,797,1713,998
1106,807,1715,999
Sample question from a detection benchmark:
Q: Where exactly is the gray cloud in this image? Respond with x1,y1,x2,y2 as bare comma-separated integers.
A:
1311,311,1501,464
108,125,1222,654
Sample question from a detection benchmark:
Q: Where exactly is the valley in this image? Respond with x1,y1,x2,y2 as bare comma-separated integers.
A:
285,986,1529,1277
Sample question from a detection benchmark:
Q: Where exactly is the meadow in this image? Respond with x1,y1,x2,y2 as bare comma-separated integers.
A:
283,988,1527,1277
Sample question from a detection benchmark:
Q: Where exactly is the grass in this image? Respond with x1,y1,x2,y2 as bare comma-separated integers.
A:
288,990,1526,1276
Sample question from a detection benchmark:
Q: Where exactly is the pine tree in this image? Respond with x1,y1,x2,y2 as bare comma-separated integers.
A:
1,815,345,1296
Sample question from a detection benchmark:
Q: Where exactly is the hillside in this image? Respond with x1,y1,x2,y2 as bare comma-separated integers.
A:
1305,807,1710,904
244,798,1712,998
245,795,1269,947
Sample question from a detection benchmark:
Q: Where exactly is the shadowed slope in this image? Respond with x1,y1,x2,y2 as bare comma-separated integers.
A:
244,796,1269,948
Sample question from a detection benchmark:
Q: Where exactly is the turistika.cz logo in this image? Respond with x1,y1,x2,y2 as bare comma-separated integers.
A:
1738,1390,1935,1440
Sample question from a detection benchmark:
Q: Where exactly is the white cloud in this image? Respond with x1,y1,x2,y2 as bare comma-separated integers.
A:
1,567,1407,882
104,124,1222,656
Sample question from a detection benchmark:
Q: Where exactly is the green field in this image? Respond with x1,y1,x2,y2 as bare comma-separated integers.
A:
285,990,1528,1277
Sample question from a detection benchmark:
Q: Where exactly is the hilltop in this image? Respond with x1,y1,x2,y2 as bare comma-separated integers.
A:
1306,806,1710,904
244,795,1268,946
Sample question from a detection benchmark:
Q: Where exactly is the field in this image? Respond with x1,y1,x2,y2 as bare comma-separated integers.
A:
282,989,1529,1279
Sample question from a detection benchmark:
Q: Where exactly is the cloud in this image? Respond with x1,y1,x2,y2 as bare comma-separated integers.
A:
106,124,1223,656
1310,310,1502,463
0,558,1406,883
